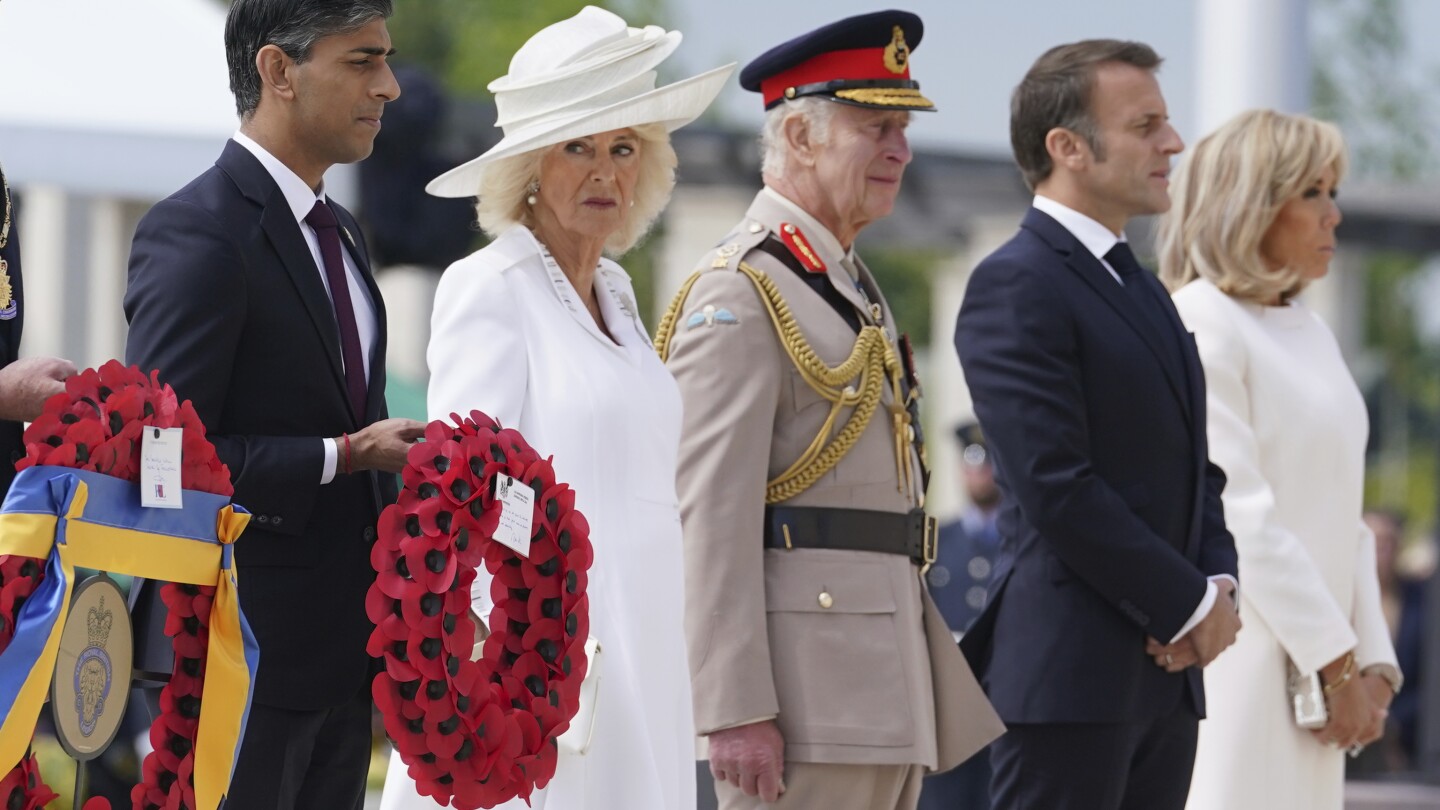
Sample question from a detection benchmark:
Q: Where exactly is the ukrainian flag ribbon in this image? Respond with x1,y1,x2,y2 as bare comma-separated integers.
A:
0,465,257,810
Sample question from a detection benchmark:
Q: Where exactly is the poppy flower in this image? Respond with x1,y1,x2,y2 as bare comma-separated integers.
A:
366,413,593,802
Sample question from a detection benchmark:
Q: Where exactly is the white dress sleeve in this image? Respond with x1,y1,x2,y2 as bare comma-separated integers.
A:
1174,285,1356,674
426,254,529,624
1351,520,1400,673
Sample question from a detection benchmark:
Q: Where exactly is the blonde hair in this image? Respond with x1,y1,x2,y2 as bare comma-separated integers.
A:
1157,109,1347,302
472,122,678,255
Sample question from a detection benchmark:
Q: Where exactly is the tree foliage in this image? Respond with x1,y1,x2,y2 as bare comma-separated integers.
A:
387,0,668,99
1312,0,1435,179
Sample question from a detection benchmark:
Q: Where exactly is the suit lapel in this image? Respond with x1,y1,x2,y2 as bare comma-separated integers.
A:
259,199,351,407
220,142,351,413
1022,209,1191,422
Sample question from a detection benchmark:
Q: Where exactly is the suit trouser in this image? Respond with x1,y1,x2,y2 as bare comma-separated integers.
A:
989,713,1199,810
221,683,371,810
715,762,924,810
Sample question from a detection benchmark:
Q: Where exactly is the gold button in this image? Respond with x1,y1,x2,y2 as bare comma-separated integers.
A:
818,591,834,609
906,425,916,441
785,87,797,99
748,222,764,234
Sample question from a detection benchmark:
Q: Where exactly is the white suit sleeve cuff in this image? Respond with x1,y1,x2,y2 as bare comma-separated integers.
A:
320,438,338,484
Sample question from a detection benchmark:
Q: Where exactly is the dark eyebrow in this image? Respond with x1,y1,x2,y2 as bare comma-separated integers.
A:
350,47,396,57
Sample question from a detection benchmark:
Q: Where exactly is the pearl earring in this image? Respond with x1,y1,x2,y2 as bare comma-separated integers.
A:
526,181,540,206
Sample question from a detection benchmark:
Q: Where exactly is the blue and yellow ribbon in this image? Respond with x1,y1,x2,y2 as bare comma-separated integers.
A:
0,465,257,810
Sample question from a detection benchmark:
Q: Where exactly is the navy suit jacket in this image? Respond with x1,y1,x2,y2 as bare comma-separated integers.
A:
124,140,397,710
955,208,1236,724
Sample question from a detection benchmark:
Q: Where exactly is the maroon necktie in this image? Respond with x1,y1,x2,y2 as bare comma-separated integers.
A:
305,200,368,424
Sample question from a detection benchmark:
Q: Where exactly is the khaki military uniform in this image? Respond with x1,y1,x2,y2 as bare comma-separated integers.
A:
661,190,1002,809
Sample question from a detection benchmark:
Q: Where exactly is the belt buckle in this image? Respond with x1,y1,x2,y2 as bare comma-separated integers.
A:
920,514,938,573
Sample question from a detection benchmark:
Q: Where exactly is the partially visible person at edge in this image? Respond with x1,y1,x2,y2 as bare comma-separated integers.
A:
0,161,76,494
123,1,424,807
917,421,1000,810
1354,509,1425,773
661,11,1002,810
955,39,1240,810
379,7,734,809
1159,108,1399,810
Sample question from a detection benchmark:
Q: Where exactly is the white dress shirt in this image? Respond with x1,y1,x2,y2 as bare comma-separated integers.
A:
1033,194,1235,644
233,131,377,484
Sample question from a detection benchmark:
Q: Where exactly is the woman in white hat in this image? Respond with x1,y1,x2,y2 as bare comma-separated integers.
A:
379,7,733,810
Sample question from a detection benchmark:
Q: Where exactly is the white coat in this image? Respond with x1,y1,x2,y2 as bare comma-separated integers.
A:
1173,279,1398,810
380,225,696,810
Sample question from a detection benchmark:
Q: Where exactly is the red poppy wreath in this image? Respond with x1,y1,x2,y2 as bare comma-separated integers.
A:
0,360,234,810
369,411,594,809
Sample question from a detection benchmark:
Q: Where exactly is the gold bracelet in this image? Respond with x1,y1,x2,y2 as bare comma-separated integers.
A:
1322,651,1357,696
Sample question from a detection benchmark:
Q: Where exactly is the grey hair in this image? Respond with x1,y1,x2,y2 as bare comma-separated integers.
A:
226,0,394,118
759,97,838,178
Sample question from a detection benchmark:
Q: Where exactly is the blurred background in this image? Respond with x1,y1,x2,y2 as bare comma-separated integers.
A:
4,0,1440,806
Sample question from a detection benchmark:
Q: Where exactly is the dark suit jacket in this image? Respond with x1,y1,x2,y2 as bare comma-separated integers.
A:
124,140,397,710
0,164,24,495
955,207,1236,724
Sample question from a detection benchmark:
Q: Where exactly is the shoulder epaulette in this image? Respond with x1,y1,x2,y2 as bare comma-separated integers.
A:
697,219,770,274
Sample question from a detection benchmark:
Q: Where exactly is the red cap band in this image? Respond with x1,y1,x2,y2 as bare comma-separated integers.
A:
759,46,909,108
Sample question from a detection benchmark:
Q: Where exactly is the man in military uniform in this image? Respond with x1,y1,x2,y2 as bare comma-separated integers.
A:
917,422,1000,810
0,162,76,494
659,12,1002,810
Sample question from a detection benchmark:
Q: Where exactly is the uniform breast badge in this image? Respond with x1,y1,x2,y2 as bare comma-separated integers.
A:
685,304,740,330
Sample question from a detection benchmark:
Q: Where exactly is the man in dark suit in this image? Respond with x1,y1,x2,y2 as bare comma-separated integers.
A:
954,40,1240,810
0,163,75,492
123,1,421,807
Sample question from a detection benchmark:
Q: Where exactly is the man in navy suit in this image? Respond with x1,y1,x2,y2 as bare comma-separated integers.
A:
954,40,1240,810
123,1,422,807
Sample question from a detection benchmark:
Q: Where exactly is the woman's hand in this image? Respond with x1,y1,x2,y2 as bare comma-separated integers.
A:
1310,653,1373,750
1356,673,1394,746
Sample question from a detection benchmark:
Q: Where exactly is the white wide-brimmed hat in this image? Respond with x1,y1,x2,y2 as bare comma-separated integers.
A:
426,6,736,198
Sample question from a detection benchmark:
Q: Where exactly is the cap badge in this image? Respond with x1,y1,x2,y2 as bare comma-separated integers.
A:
884,26,910,75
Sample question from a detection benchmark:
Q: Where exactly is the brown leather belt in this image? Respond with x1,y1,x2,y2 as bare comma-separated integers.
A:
763,506,937,568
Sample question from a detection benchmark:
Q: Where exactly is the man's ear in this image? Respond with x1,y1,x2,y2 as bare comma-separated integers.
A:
1044,127,1090,173
782,114,818,168
255,43,297,104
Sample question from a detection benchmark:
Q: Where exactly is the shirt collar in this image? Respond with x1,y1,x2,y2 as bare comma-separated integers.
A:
761,186,858,268
233,130,326,225
1032,194,1125,261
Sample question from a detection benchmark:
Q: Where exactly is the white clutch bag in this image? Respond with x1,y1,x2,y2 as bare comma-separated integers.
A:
556,637,602,756
1286,658,1327,730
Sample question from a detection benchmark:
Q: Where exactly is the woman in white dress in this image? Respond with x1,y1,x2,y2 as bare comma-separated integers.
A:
378,8,733,809
1156,109,1401,810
